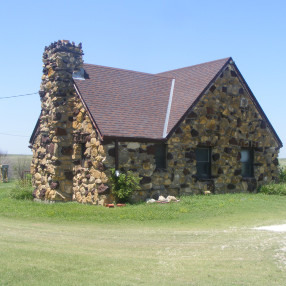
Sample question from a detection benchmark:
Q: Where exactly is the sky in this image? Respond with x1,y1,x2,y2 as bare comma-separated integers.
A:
0,0,285,157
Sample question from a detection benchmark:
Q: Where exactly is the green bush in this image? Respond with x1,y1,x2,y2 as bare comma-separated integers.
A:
10,187,34,200
110,169,142,203
259,183,286,196
279,166,286,183
10,175,33,200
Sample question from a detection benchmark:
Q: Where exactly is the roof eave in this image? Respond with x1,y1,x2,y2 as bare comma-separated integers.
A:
29,114,41,144
232,62,283,148
102,135,166,143
73,82,104,141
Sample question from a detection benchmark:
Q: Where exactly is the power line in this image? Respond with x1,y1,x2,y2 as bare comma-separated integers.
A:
0,132,29,138
0,92,38,100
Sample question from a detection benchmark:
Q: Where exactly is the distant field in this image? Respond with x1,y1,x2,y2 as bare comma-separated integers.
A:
279,158,286,167
0,154,32,179
5,154,32,164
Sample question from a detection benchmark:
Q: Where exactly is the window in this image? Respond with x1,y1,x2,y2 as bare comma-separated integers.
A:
155,144,167,169
240,149,253,177
196,148,211,179
81,143,87,167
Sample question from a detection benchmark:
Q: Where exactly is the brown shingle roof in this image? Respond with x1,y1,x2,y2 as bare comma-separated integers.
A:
30,57,283,147
74,58,230,140
74,64,174,139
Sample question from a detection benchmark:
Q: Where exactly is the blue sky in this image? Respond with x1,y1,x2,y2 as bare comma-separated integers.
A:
0,0,285,157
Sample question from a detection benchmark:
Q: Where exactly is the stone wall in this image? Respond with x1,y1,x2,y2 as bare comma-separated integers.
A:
71,96,110,205
103,63,280,201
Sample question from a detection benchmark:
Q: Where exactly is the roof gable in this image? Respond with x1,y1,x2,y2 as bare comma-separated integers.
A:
229,62,283,148
163,60,282,148
157,58,231,134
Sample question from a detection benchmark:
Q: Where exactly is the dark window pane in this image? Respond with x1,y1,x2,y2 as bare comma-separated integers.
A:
196,148,211,178
81,143,86,167
196,148,209,162
155,144,166,169
242,163,252,177
240,149,253,177
197,162,210,178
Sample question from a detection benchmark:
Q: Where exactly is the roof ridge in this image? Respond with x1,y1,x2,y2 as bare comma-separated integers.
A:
157,57,231,75
83,63,175,80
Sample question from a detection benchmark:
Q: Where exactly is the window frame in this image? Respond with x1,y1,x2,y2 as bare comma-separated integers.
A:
155,144,167,170
195,147,212,179
240,148,254,178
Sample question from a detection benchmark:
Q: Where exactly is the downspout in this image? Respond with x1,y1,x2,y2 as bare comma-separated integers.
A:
115,139,119,170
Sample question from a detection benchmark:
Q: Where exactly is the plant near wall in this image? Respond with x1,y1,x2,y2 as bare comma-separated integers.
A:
279,166,286,183
259,183,286,196
10,173,33,200
257,166,286,196
110,168,142,203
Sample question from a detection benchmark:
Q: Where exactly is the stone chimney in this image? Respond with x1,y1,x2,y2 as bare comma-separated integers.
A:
33,40,83,201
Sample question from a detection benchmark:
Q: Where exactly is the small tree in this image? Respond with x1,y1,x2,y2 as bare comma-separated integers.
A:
13,157,31,180
110,169,142,203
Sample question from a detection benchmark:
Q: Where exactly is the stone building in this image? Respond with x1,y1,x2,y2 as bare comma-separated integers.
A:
29,40,282,204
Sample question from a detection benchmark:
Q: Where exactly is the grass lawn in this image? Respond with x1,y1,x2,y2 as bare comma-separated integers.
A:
1,182,286,285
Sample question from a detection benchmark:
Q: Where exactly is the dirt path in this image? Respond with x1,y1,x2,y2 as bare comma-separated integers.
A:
254,224,286,232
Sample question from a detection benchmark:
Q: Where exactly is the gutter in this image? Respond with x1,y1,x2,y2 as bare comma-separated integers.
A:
115,139,119,170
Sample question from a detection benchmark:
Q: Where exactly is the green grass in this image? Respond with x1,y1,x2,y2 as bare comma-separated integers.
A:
1,182,286,228
1,182,286,285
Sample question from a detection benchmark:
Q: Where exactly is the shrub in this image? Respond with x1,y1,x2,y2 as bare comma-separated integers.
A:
259,183,286,196
110,169,142,203
10,187,34,200
10,175,33,200
279,166,286,183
